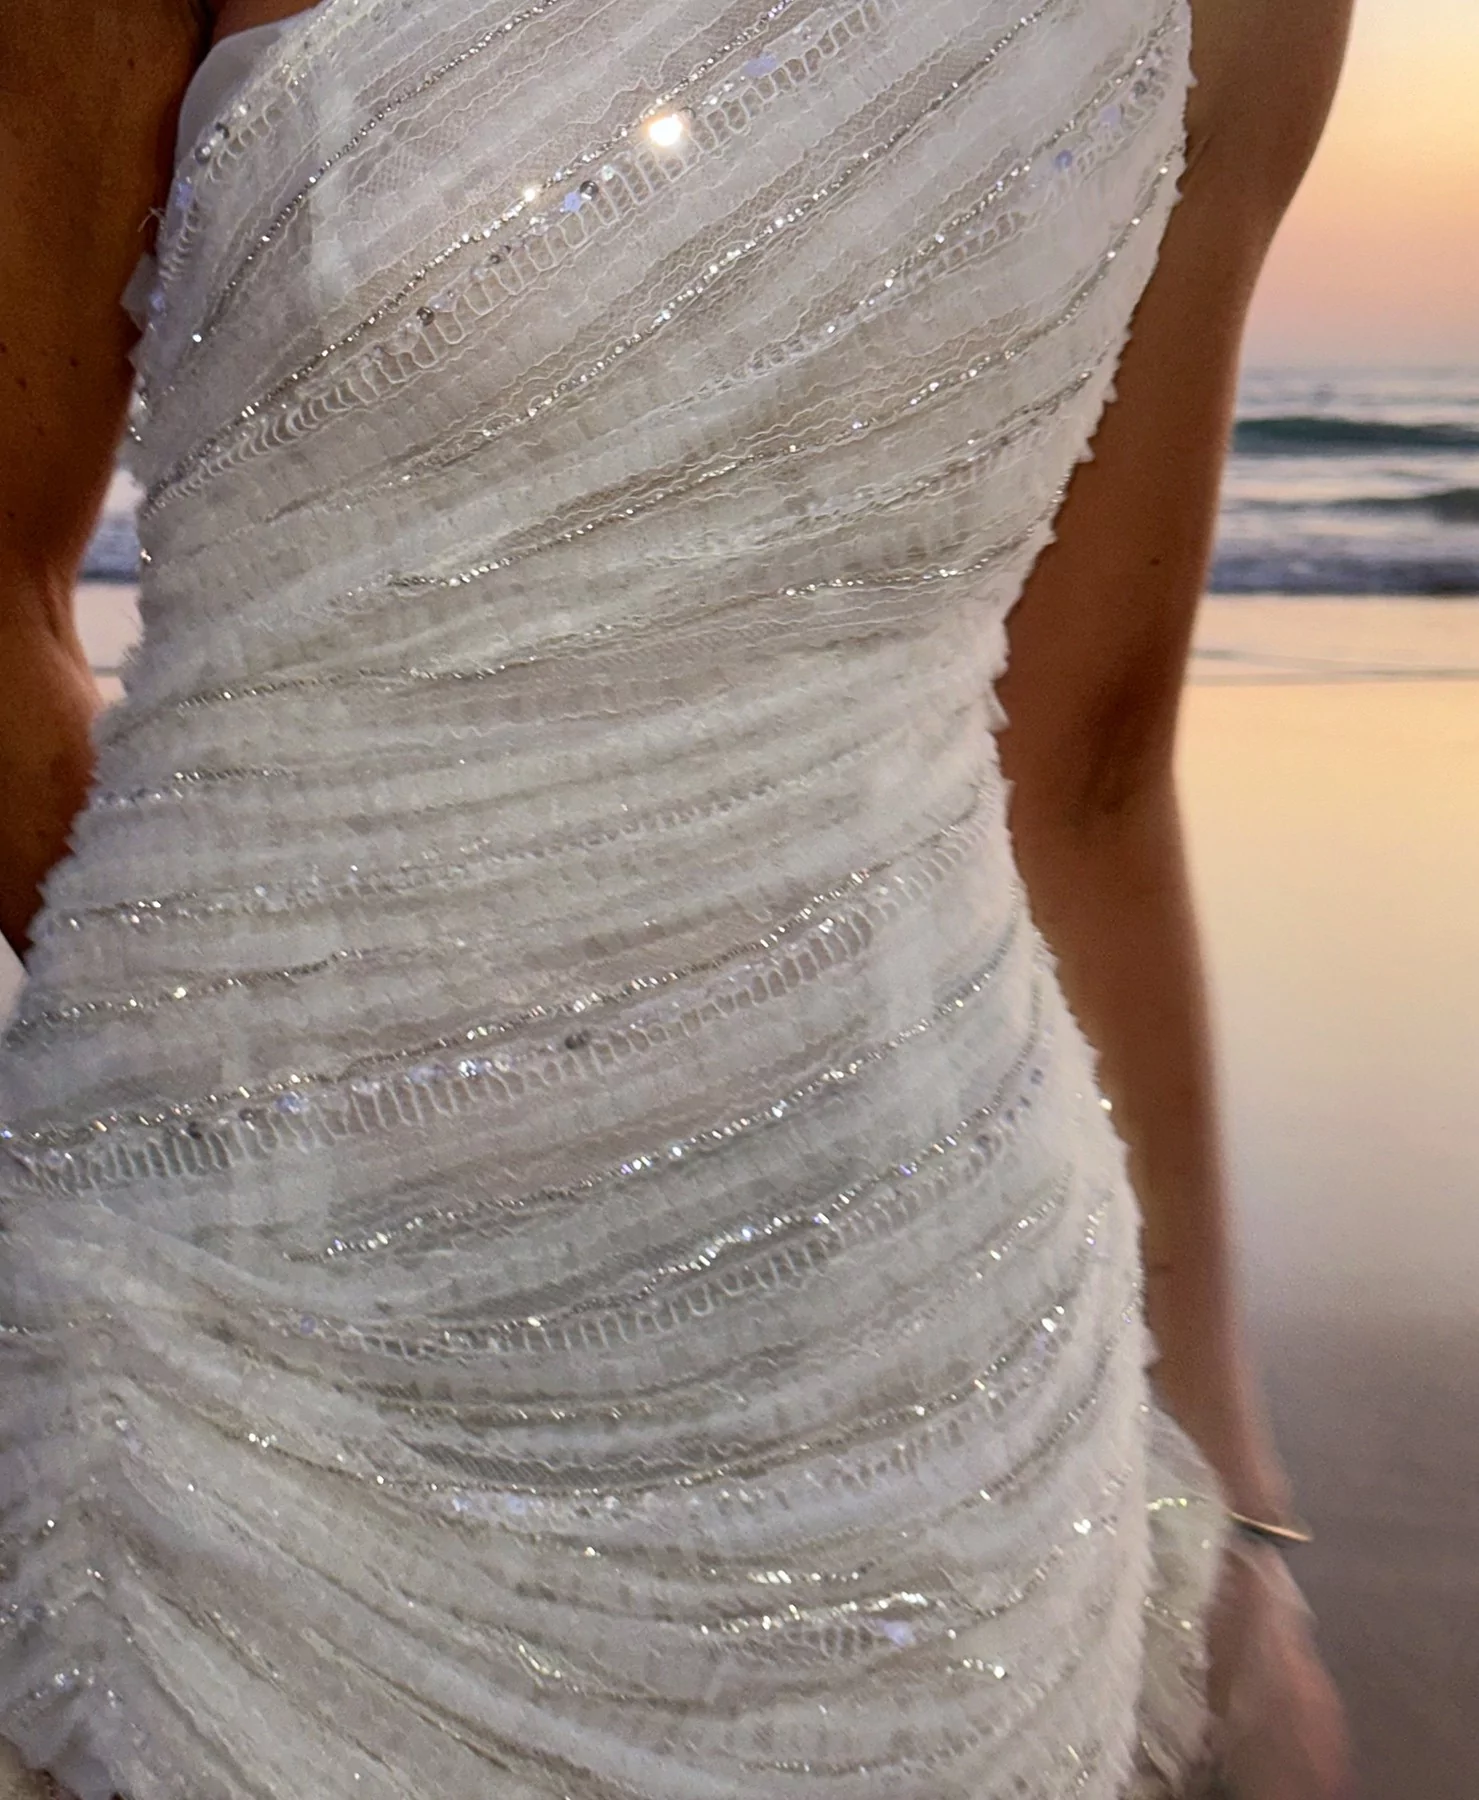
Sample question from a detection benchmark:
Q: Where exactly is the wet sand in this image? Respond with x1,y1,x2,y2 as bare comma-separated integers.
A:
4,594,1478,1796
1176,657,1479,1800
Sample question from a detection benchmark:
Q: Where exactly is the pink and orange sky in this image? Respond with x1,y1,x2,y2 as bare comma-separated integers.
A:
1242,0,1479,367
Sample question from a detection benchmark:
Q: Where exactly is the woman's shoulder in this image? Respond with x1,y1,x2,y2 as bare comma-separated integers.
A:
1184,0,1355,193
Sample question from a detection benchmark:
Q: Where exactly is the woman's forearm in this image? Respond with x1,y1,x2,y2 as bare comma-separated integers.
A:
0,588,103,960
1007,765,1293,1521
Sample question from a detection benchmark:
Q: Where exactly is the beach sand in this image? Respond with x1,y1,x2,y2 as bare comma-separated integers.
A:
3,593,1477,1796
1177,659,1479,1800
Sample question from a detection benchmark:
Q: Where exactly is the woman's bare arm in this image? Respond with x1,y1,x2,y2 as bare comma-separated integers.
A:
996,0,1355,1519
0,2,201,957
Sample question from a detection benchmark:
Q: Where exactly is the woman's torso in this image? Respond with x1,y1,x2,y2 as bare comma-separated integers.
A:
0,6,1221,1797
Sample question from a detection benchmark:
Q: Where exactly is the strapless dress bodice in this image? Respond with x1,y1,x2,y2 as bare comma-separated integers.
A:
121,5,331,335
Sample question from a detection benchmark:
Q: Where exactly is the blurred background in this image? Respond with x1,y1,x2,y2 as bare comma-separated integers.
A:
1179,5,1479,1793
4,3,1477,1794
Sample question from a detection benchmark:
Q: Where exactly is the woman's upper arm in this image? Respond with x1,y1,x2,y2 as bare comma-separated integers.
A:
0,4,199,953
0,2,199,612
994,0,1355,823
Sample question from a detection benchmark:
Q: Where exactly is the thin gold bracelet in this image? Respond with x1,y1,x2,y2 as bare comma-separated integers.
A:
1227,1509,1314,1547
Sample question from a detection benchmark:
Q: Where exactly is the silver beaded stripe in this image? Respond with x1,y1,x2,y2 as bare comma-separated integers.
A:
8,1080,1101,1648
47,751,988,969
147,0,1162,525
386,1230,1118,1491
322,368,1080,619
94,309,1113,790
251,986,1050,1360
55,740,975,929
140,0,1061,512
274,1131,1066,1446
6,1290,1120,1619
131,10,1178,622
88,675,909,802
142,0,818,440
36,1345,1141,1750
7,889,1026,1221
361,377,1083,596
246,1189,1074,1470
397,13,1180,462
317,1151,1074,1400
1,899,1034,1199
396,1228,1135,1522
111,393,1080,749
399,1290,1130,1613
352,1528,1131,1785
128,68,1181,688
365,22,1182,513
85,764,291,808
93,511,1051,767
118,1426,1131,1783
709,1503,1136,1732
2,808,1018,1153
722,1643,1120,1786
90,1169,1080,1544
155,0,871,432
770,147,1183,459
147,0,343,297
733,1708,1112,1791
149,0,336,288
279,1043,1051,1295
303,981,1052,1280
150,0,581,357
2,942,404,1044
237,1167,1113,1504
11,759,994,1053
53,746,948,949
296,1152,1072,1388
355,366,1097,599
145,112,1180,572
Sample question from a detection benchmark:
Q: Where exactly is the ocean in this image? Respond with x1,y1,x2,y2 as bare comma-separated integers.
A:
82,366,1479,599
1216,367,1479,596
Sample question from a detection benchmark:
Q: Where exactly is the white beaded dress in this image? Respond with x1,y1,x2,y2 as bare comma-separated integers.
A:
0,1,1227,1795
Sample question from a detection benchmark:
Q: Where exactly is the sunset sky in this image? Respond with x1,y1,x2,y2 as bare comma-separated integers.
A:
1242,0,1479,367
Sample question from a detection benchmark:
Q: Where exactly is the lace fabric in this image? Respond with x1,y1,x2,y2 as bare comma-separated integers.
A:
119,3,335,346
1,2,1224,1794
